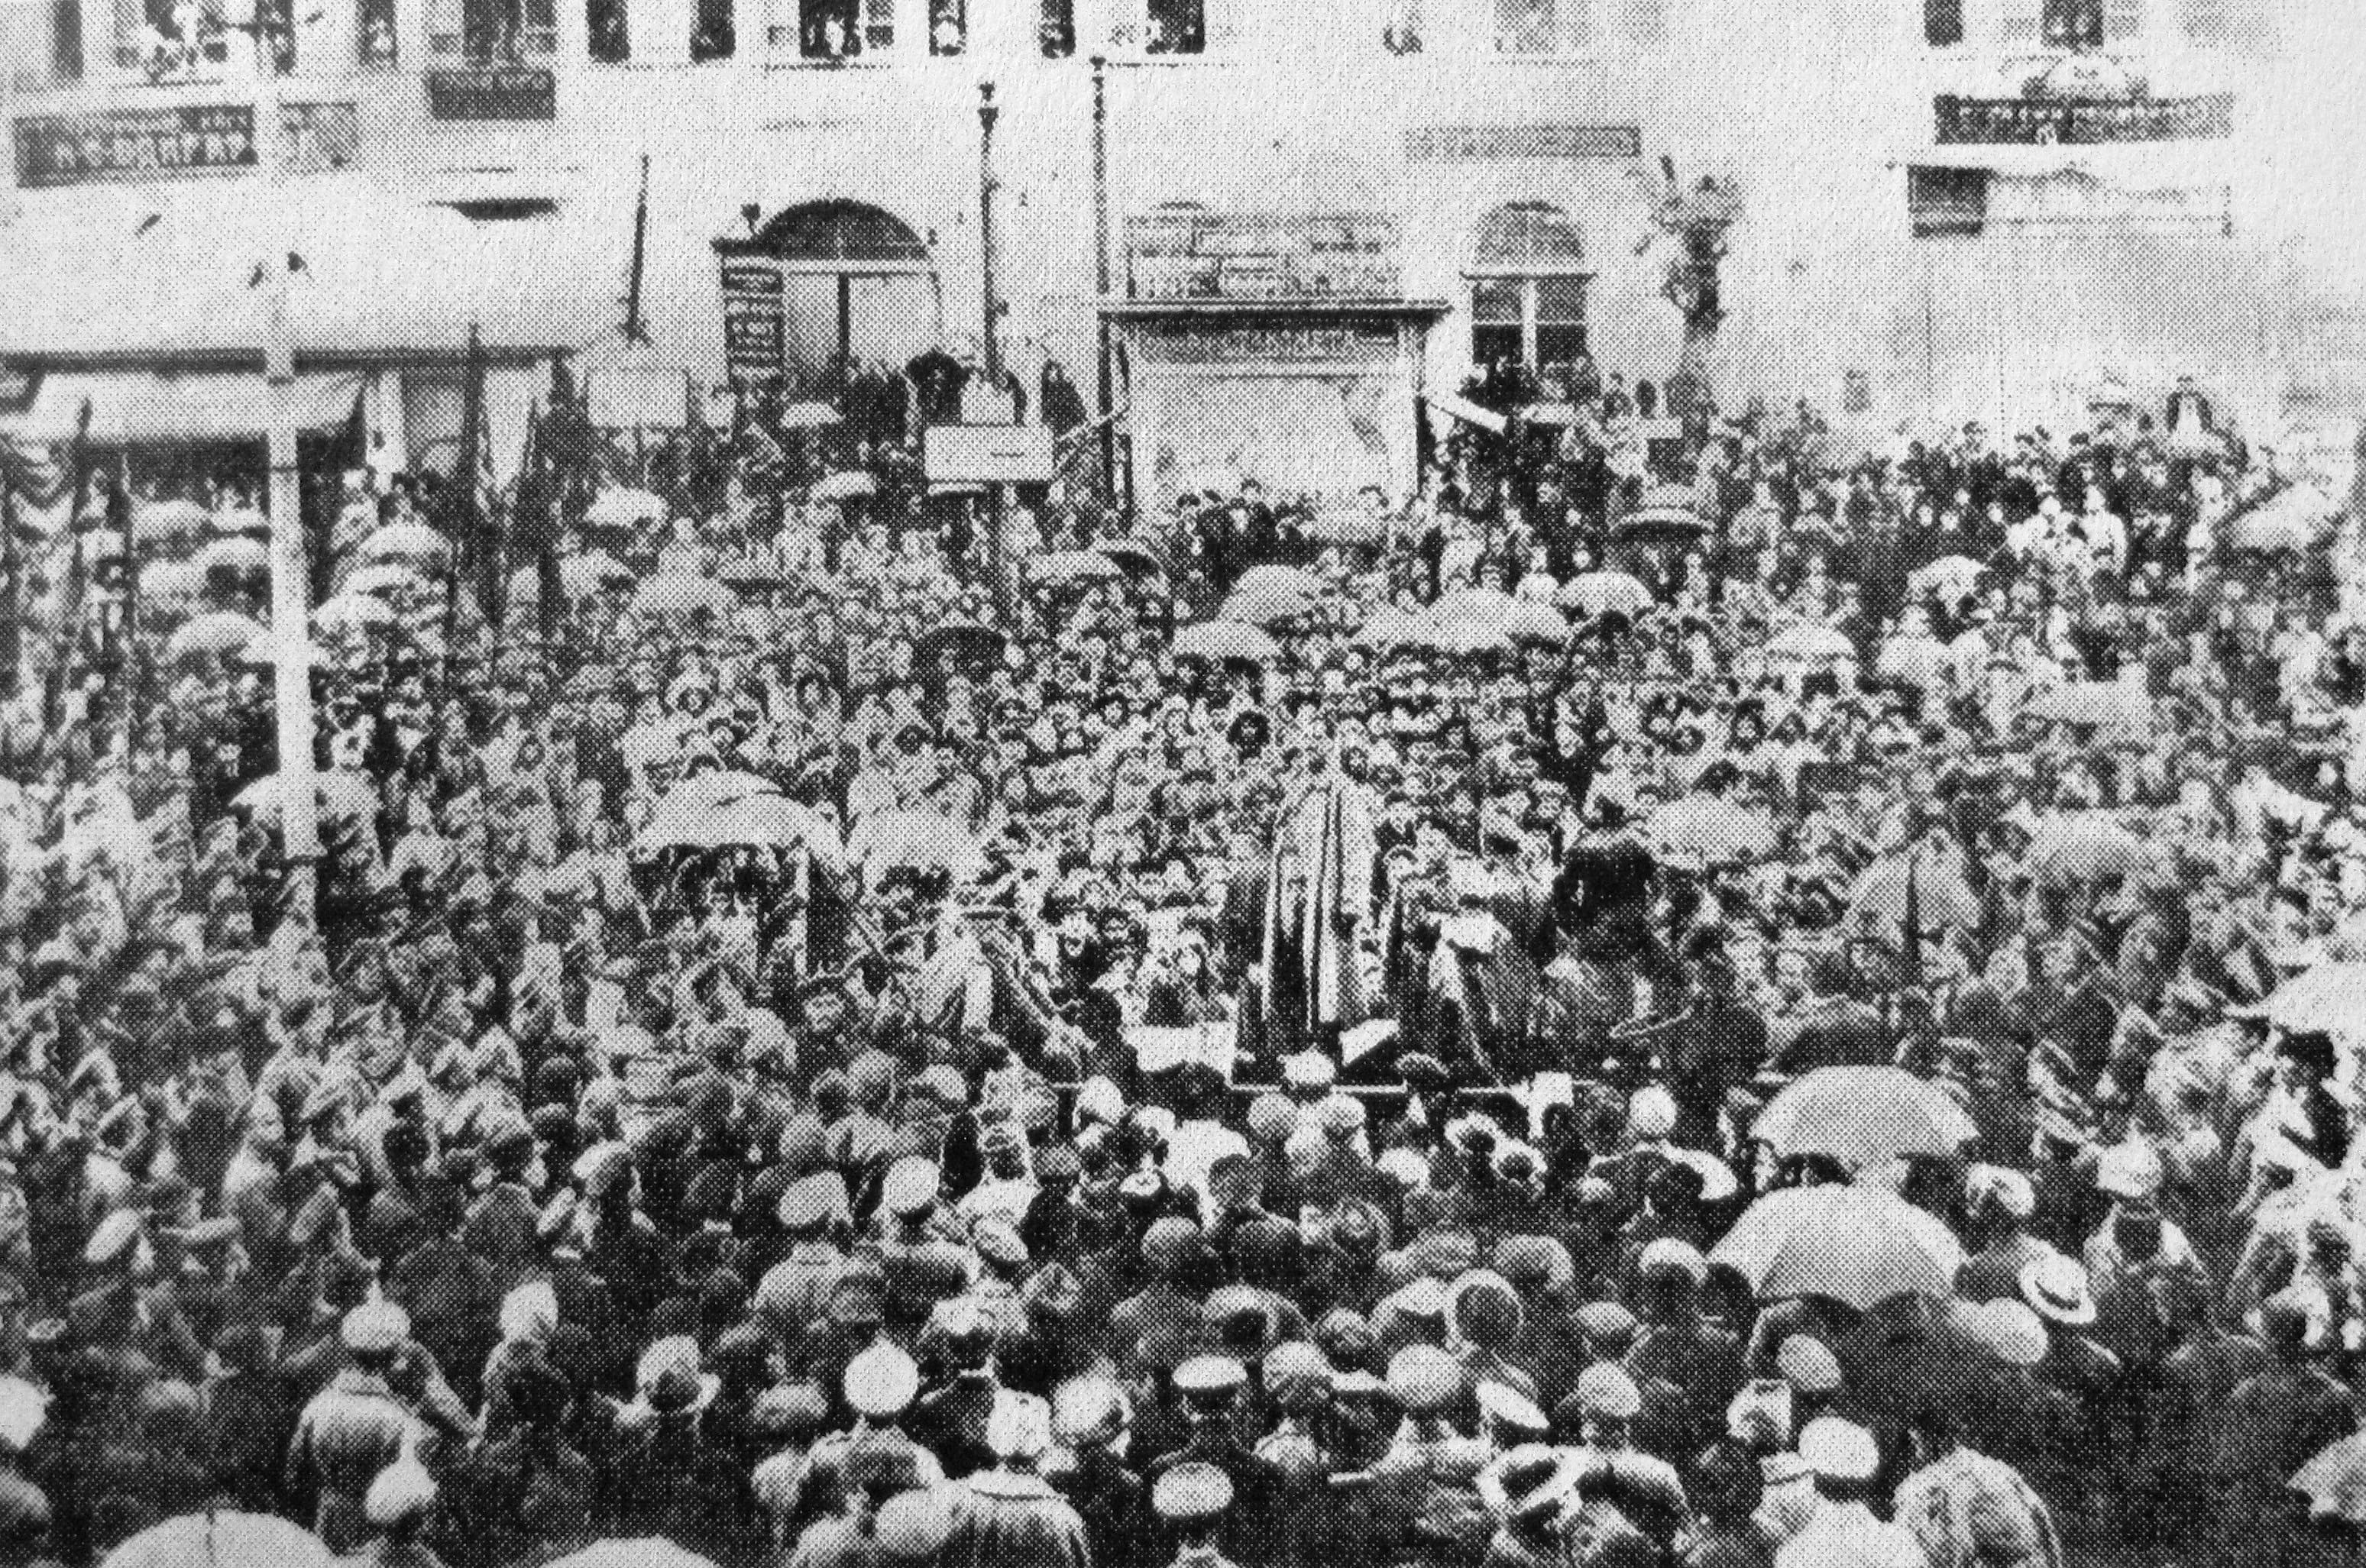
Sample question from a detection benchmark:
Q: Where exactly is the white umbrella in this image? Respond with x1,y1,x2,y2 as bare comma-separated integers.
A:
1557,570,1652,616
356,522,452,564
812,470,879,503
134,499,212,541
629,575,734,618
1766,624,1856,664
194,537,270,574
584,487,668,530
1172,621,1280,663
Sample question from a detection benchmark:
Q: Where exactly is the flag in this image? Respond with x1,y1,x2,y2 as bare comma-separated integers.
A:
444,325,501,625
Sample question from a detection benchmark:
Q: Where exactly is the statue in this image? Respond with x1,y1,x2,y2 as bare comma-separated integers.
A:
1633,157,1743,427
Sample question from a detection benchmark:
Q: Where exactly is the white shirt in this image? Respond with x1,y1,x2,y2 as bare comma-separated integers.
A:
1775,1499,1932,1568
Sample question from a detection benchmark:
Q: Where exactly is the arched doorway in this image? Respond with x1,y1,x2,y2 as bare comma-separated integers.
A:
715,199,940,394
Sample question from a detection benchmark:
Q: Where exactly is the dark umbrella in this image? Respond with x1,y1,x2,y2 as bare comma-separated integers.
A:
914,621,1009,668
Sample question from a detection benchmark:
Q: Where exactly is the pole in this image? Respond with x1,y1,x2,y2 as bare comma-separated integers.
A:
0,452,18,700
624,153,651,344
119,451,143,764
1090,55,1117,513
979,79,1009,623
253,18,323,906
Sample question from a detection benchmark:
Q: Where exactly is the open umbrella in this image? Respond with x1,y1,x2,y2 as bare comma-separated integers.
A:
1219,584,1320,628
102,1511,338,1568
2264,962,2366,1035
2291,1433,2366,1524
630,575,734,618
2028,681,2150,734
1711,1184,1966,1309
813,470,879,503
1877,632,1953,689
1906,555,1988,600
143,561,205,601
1429,586,1522,627
1173,621,1280,664
1423,619,1513,659
2232,485,2333,553
312,593,396,634
342,562,429,598
1642,794,1777,868
847,810,982,881
542,1541,720,1568
194,537,270,574
356,522,452,564
636,788,841,859
211,504,268,537
1753,1065,1977,1167
231,770,379,822
584,487,668,530
1030,550,1125,587
134,499,212,541
1353,606,1425,651
1502,601,1570,647
2028,814,2143,884
1558,570,1652,617
1093,539,1166,577
1766,624,1856,664
777,402,842,429
913,621,1008,667
1303,507,1387,545
1850,853,1981,933
164,611,265,660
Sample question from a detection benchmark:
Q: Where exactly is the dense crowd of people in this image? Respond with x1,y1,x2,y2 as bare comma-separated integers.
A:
0,360,2361,1568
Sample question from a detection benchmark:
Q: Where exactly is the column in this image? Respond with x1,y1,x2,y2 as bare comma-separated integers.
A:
390,0,426,62
731,0,766,57
556,0,587,65
628,0,690,62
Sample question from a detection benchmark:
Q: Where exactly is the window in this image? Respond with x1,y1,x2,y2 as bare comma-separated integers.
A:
1925,0,1963,44
2042,0,2102,47
1039,0,1074,55
429,0,556,59
1143,0,1203,53
1494,0,1588,53
929,0,963,53
799,0,888,56
692,0,733,57
1468,203,1589,370
118,0,229,73
1908,166,1988,238
587,0,627,57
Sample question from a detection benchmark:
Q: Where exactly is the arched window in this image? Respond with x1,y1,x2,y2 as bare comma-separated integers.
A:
1468,203,1588,370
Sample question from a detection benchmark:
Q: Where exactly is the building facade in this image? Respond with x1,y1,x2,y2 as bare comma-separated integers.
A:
0,0,2353,495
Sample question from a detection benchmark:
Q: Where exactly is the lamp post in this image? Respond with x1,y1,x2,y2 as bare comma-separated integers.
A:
979,79,1010,622
247,9,324,909
1090,53,1118,512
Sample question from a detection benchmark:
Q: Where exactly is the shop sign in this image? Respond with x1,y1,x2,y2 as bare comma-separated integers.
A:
1934,92,2234,145
426,66,558,121
1136,322,1400,366
1405,124,1642,161
925,425,1057,485
1128,210,1401,302
12,102,358,189
718,257,785,381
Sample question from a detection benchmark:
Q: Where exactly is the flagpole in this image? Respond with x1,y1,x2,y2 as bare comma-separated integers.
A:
118,451,144,765
40,398,95,736
0,450,19,700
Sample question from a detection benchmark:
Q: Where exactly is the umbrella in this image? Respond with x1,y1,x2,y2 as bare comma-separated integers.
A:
1303,507,1387,545
1851,853,1981,933
1094,539,1166,577
1234,564,1323,602
1752,1066,1978,1167
2232,486,2333,552
847,810,982,880
342,562,429,598
212,504,268,537
312,594,396,634
2028,681,2151,734
2291,1433,2366,1524
2264,962,2366,1035
2028,815,2143,884
1173,621,1280,664
630,576,735,618
1353,606,1426,651
134,499,212,540
1877,632,1953,688
584,487,668,530
1030,550,1124,587
813,470,878,503
1711,1185,1966,1309
913,621,1008,667
356,522,452,564
1615,493,1708,542
231,771,379,822
1906,555,1988,600
142,561,205,600
79,529,126,561
636,789,841,858
102,1510,339,1568
164,611,265,660
1558,570,1652,617
659,771,788,812
1766,624,1856,664
1642,795,1777,868
777,402,842,429
1502,601,1570,646
543,1542,720,1568
552,552,637,597
1423,618,1513,658
194,537,269,574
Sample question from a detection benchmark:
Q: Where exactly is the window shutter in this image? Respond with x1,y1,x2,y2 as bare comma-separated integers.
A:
1925,0,1963,44
1997,0,2041,46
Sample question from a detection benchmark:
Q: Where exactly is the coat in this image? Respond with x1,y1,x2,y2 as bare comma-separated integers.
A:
285,1369,426,1552
942,1469,1092,1568
1893,1448,2064,1568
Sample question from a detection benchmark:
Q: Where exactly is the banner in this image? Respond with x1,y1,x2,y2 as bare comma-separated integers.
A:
12,102,359,188
1934,92,2235,146
425,66,558,121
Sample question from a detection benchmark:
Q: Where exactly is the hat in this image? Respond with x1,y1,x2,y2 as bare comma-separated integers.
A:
1575,1300,1639,1353
973,1217,1029,1271
1628,1086,1678,1139
83,1209,143,1269
633,1335,720,1417
1573,1363,1643,1420
1475,1380,1549,1437
986,1389,1054,1460
2095,1139,2164,1201
499,1280,559,1343
1053,1376,1131,1447
341,1299,412,1356
1173,1354,1249,1402
1799,1415,1880,1482
881,1157,942,1216
1775,1334,1842,1393
1386,1345,1462,1412
1247,1094,1300,1143
1143,1217,1207,1277
1490,1235,1574,1291
1261,1341,1334,1413
1976,1300,2050,1367
777,1171,846,1230
1076,1076,1127,1126
1281,1051,1337,1092
572,1141,633,1201
845,1343,921,1419
2019,1255,2098,1326
364,1456,438,1528
910,1065,969,1111
0,1379,47,1453
1152,1461,1235,1524
1963,1163,2037,1220
1637,1237,1709,1287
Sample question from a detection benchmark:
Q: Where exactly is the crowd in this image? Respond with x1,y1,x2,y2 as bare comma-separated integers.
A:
0,360,2361,1568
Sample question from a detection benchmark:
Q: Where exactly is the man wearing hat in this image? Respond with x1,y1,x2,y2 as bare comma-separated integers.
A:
876,1157,978,1332
1782,1417,1925,1568
1148,1355,1281,1566
943,1390,1092,1568
756,1172,850,1346
1151,1460,1239,1568
1893,1402,2062,1568
1955,1165,2057,1305
1047,1375,1151,1568
1630,1238,1746,1456
286,1300,429,1551
778,1343,944,1535
1554,1363,1689,1550
1370,1345,1494,1566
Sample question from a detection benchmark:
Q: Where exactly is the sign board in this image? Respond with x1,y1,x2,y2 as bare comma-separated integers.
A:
1131,322,1401,367
12,102,358,188
1934,92,2235,145
1406,124,1641,161
925,424,1057,485
1128,209,1401,302
717,257,785,383
425,66,557,121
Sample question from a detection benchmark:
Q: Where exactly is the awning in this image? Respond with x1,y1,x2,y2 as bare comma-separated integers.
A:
8,370,364,445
